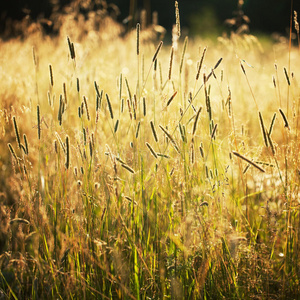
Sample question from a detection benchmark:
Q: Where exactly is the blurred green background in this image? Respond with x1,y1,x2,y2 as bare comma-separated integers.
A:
0,0,299,38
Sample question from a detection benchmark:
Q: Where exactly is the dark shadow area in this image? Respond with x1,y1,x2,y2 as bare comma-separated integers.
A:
0,0,300,39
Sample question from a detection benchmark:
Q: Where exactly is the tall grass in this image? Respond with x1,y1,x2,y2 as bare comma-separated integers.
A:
1,12,300,300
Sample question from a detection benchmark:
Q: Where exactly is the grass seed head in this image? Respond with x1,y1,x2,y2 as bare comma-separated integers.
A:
63,82,67,104
152,41,163,62
106,94,114,119
258,112,268,147
121,163,135,174
196,47,207,80
279,108,290,129
168,47,174,81
65,135,70,169
136,121,141,138
67,36,76,59
159,125,180,154
77,77,80,92
146,142,158,158
23,134,28,155
136,23,140,56
232,151,266,173
192,106,202,135
295,11,299,33
166,91,177,107
284,67,291,86
49,64,54,87
37,105,41,139
269,113,277,136
8,143,18,162
83,96,90,121
10,218,30,225
12,116,21,148
150,121,159,142
143,97,146,116
114,119,119,133
175,1,181,37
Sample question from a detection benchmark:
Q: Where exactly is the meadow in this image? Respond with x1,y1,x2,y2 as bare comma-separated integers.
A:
1,8,300,299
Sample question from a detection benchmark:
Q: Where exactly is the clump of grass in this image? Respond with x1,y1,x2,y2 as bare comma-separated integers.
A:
1,5,300,300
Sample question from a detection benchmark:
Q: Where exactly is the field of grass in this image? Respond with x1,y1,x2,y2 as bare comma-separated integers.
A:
1,11,300,299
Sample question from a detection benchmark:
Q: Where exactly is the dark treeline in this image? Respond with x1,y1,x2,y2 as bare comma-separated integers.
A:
0,0,299,38
115,0,300,35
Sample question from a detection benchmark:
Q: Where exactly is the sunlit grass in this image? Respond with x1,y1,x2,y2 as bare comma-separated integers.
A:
0,19,300,299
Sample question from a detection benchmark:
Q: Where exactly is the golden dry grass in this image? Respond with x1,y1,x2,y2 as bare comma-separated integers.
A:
0,19,300,299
